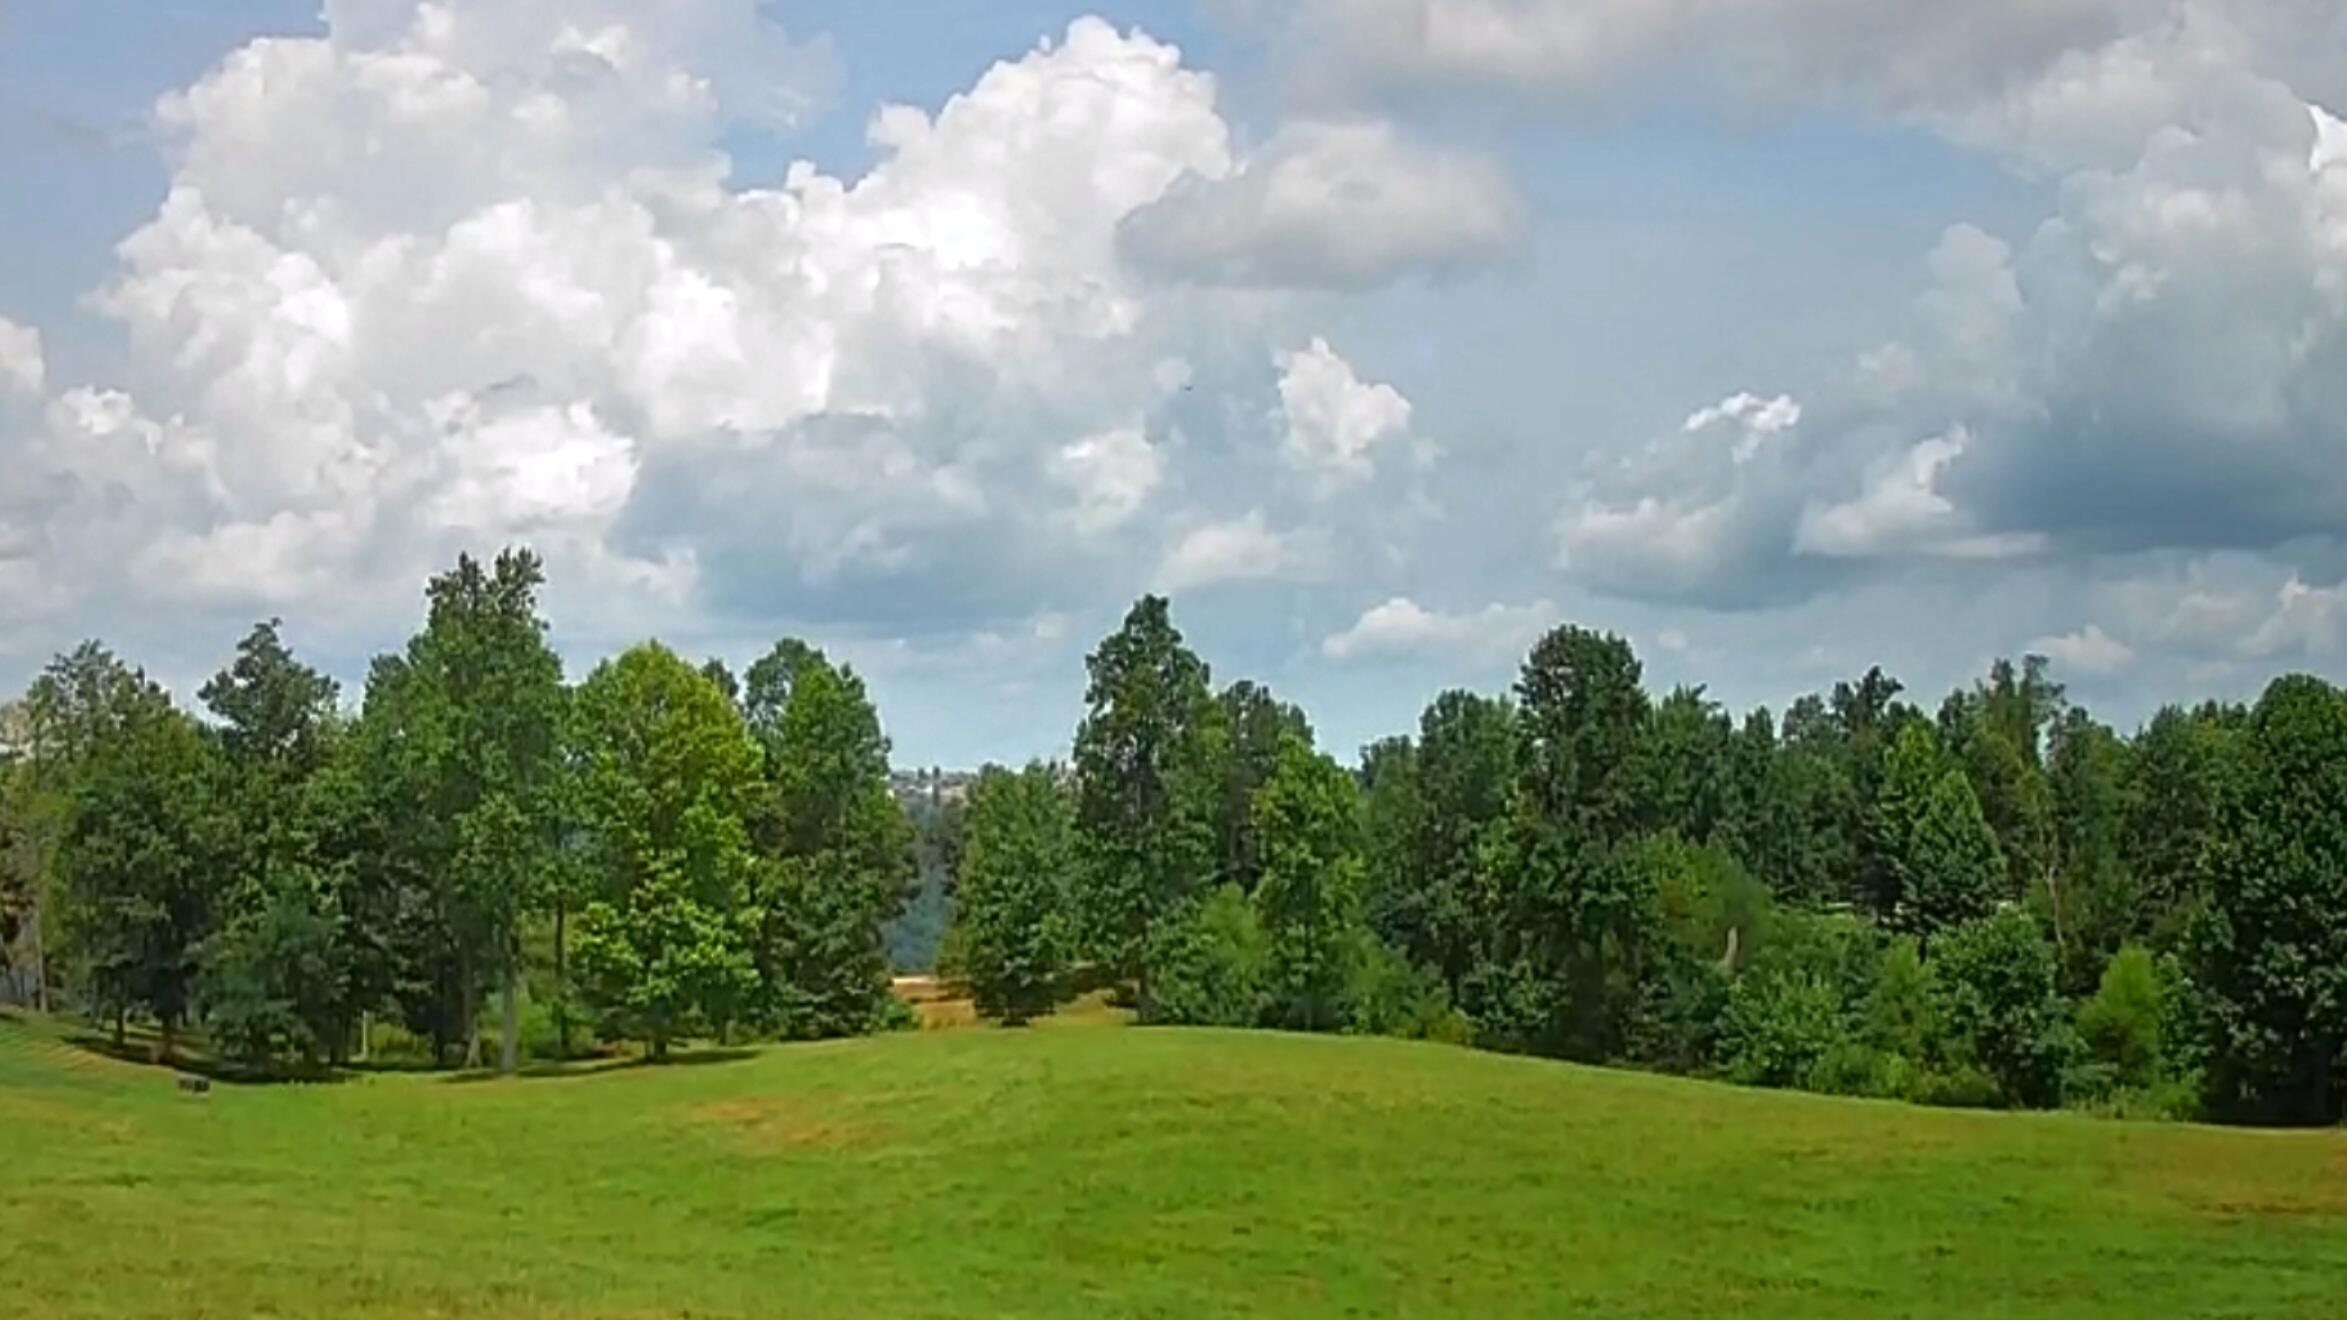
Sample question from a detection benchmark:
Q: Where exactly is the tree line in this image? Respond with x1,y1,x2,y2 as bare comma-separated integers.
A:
0,550,910,1072
1,555,2341,1125
947,597,2345,1127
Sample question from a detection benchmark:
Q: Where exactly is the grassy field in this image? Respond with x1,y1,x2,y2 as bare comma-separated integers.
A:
3,1010,2345,1318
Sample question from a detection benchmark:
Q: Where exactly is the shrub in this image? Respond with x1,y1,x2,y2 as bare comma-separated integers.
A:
1349,936,1470,1043
2076,944,2164,1089
1721,971,1849,1088
1930,908,2080,1107
1141,885,1267,1027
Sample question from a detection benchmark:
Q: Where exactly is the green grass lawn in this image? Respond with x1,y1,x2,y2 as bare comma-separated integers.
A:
3,1011,2344,1318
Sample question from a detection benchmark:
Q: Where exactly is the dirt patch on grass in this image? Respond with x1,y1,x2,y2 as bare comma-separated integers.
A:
686,1097,872,1153
2115,1128,2347,1222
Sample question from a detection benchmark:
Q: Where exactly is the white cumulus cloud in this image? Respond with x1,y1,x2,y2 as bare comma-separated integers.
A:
1120,119,1527,288
0,318,44,397
1322,595,1558,661
2029,623,2138,674
1275,337,1415,491
1156,511,1299,592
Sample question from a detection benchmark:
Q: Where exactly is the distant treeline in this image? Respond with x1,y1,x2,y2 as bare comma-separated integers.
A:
1,551,2341,1124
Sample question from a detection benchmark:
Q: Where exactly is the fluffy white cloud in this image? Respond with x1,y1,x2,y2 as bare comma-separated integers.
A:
1322,594,1557,661
1048,425,1164,534
1555,492,1753,601
1793,429,2046,562
0,318,43,397
1683,391,1801,464
1155,511,1299,592
2242,575,2347,658
2030,622,2138,674
1535,3,2347,612
1275,338,1415,491
2,7,1384,655
1254,0,2153,112
1120,119,1526,288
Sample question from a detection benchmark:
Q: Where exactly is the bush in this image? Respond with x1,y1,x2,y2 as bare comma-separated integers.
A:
1141,885,1267,1027
1808,1039,1896,1098
1349,936,1471,1043
1720,971,1849,1088
1863,937,1940,1066
1906,1063,2002,1109
2076,944,2164,1089
1930,908,2080,1107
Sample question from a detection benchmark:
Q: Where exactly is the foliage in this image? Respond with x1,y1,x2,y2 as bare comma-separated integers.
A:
1214,680,1312,893
1070,596,1223,1004
52,657,226,1056
2075,944,2165,1091
352,550,566,1070
2191,674,2347,1124
1250,738,1366,1032
1904,771,2004,937
567,644,762,1058
955,764,1076,1024
1140,884,1266,1027
752,651,914,1039
1346,934,1471,1042
1930,908,2079,1108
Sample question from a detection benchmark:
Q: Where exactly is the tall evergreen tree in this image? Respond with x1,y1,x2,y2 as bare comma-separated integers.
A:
1905,770,2005,938
1872,720,1949,921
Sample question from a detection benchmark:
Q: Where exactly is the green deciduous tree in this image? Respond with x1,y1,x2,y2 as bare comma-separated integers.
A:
2041,709,2139,990
354,549,565,1072
1871,720,1947,921
1070,597,1222,1007
1140,883,1266,1027
954,764,1076,1024
568,643,762,1059
1213,680,1312,893
2077,944,2165,1091
1361,691,1513,997
752,650,913,1038
53,657,227,1061
1251,737,1364,1032
2191,674,2347,1123
1930,907,2077,1108
197,621,358,1070
1515,625,1650,845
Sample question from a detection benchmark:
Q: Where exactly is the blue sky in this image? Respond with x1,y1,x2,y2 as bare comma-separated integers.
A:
2,0,2343,765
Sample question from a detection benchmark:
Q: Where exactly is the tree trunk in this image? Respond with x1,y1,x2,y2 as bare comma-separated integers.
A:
30,891,48,1015
499,968,519,1076
460,975,483,1071
552,899,569,1059
158,1014,176,1066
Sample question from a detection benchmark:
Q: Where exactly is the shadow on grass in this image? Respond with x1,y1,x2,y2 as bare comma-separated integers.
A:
59,1026,354,1087
436,1046,760,1084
